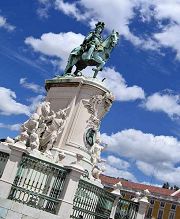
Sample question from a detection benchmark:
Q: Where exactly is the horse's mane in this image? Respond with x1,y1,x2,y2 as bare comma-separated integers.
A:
101,34,112,48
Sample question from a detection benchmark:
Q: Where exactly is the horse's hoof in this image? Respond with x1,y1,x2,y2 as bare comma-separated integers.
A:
77,72,82,76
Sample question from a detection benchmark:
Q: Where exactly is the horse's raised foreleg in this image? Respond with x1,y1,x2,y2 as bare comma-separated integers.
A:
64,55,78,76
92,61,105,78
92,53,106,78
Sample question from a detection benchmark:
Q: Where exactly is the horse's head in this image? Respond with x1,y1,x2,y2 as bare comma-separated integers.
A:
102,30,119,51
110,30,119,47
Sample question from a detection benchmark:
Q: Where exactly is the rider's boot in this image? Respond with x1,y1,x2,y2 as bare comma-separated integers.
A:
85,45,95,60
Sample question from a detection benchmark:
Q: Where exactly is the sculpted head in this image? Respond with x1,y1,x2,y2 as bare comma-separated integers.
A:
31,113,39,121
40,101,51,117
95,21,105,34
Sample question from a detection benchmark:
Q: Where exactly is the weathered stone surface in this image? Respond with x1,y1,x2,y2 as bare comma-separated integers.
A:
39,211,60,219
0,207,8,219
21,215,35,219
6,210,22,219
0,198,12,210
22,205,40,219
11,202,23,214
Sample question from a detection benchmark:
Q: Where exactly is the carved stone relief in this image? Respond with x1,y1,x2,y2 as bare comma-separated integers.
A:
8,101,69,155
82,92,113,160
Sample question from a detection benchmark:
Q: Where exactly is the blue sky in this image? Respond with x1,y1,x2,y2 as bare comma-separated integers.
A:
0,0,180,187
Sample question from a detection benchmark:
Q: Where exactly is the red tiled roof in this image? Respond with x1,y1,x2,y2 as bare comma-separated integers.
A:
176,192,180,198
100,175,176,197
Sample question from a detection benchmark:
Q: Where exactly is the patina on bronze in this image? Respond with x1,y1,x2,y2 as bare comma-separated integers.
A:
63,21,119,78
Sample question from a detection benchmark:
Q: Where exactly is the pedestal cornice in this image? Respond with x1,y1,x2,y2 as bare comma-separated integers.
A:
45,76,110,93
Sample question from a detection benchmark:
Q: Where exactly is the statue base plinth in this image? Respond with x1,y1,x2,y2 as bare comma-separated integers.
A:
45,75,113,176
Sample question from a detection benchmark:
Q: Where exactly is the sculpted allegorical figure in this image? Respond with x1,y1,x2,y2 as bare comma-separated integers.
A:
36,101,51,137
40,107,68,154
36,101,51,118
19,131,29,145
29,129,39,150
21,113,39,135
90,132,106,166
9,100,69,154
92,165,106,181
18,113,39,146
90,132,107,181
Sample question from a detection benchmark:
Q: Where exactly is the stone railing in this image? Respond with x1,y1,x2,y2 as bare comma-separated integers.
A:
71,179,116,219
71,179,140,219
0,143,149,219
115,198,139,219
8,154,69,214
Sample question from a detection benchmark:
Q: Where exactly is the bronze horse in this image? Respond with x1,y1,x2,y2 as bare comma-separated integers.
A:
64,30,119,78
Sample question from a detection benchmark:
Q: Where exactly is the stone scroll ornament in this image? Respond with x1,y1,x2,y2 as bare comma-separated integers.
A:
62,21,119,78
7,101,69,155
83,92,114,148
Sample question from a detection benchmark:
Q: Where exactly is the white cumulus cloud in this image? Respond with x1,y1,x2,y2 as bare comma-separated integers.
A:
0,87,30,116
25,32,84,69
106,155,130,170
97,67,145,101
104,163,136,182
101,129,180,185
142,92,180,119
55,0,88,21
0,87,44,116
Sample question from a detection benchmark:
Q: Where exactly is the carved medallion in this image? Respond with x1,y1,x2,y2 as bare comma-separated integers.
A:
85,128,96,147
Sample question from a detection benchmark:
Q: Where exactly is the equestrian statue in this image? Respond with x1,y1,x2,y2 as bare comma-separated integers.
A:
63,22,119,78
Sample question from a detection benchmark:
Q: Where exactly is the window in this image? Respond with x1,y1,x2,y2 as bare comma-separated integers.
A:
171,204,176,210
146,207,153,218
169,211,175,219
150,199,154,205
157,209,163,219
160,201,165,208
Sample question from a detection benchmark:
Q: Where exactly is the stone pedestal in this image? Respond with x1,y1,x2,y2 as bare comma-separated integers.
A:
45,76,113,175
0,74,116,219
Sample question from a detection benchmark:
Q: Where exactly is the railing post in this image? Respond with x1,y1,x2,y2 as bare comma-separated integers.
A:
57,158,85,219
109,182,122,219
0,142,27,199
136,189,150,219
